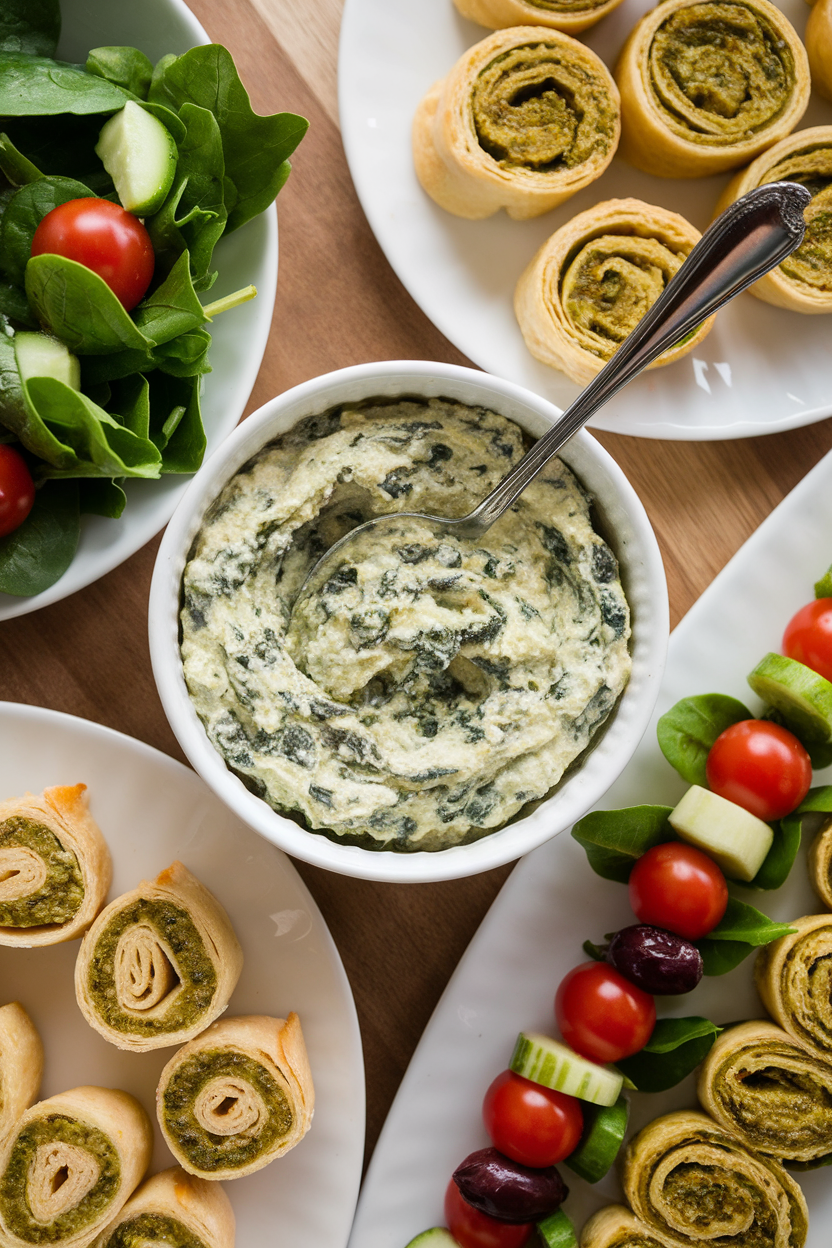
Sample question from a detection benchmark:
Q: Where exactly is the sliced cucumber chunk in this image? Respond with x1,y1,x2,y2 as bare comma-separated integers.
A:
816,565,832,598
15,332,80,390
668,785,773,883
95,100,177,216
537,1208,577,1248
510,1032,623,1106
564,1095,629,1183
404,1231,458,1247
748,652,832,744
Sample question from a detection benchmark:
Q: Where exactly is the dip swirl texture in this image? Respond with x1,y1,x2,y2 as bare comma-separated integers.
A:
181,400,631,851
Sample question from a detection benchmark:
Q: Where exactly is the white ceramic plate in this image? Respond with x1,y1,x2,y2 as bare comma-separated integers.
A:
0,0,278,621
339,0,832,441
349,448,832,1246
0,703,364,1248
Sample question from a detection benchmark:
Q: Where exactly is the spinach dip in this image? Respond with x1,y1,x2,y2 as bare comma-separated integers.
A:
180,398,631,852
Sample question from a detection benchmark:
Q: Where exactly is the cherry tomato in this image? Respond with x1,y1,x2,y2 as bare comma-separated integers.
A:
784,599,832,684
482,1070,583,1168
554,961,655,1064
444,1180,534,1248
31,198,154,310
0,445,35,538
629,842,728,940
705,719,812,822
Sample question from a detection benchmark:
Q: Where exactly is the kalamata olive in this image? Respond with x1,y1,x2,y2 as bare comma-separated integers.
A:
452,1147,568,1223
606,924,703,995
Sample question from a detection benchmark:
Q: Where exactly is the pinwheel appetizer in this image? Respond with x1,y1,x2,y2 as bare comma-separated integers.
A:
579,1205,673,1248
0,1003,43,1140
807,816,832,907
756,914,832,1063
90,1167,234,1248
806,0,832,101
452,0,626,36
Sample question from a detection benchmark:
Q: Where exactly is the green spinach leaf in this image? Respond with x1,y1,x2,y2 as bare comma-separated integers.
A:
25,254,150,354
0,133,43,186
0,282,35,326
0,53,133,116
1,115,112,192
0,333,73,464
0,0,60,59
79,477,125,518
26,377,162,478
657,694,752,784
86,46,153,98
751,819,802,890
0,479,79,596
615,1017,721,1092
571,805,675,883
133,250,207,346
697,897,795,975
148,372,205,472
816,565,832,598
1,176,94,285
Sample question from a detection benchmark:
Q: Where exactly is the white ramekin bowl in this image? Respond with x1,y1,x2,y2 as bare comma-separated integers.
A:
149,362,668,882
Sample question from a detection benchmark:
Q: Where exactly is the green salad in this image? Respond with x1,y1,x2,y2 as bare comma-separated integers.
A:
0,0,307,596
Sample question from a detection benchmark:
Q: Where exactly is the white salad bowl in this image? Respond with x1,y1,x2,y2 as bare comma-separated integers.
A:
149,361,669,882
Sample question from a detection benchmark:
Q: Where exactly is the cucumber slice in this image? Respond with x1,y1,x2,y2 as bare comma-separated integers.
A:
404,1231,458,1247
748,652,832,744
816,565,832,598
564,1095,629,1183
537,1209,577,1248
668,785,773,883
95,101,177,216
14,332,80,390
510,1033,623,1106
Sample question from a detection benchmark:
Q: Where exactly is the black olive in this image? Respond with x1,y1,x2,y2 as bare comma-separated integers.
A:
606,924,703,995
452,1147,568,1223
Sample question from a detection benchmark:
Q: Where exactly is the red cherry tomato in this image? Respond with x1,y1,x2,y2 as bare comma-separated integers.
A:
444,1180,534,1248
31,198,154,310
482,1070,583,1168
784,599,832,684
0,445,35,538
554,961,655,1064
705,719,812,822
629,842,728,940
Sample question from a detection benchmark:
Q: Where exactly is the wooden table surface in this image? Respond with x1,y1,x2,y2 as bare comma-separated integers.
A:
5,0,832,1185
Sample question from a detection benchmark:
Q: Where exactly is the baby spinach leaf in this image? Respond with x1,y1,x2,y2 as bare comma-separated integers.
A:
79,477,125,518
2,114,112,192
25,254,149,354
696,897,795,974
1,176,94,285
0,53,134,117
816,564,832,598
86,46,153,99
0,479,79,596
0,133,43,186
657,693,752,784
615,1017,721,1092
109,374,150,440
571,805,675,883
697,940,755,976
139,101,186,145
0,333,73,465
26,377,161,478
148,44,308,232
0,0,60,59
751,820,802,890
148,372,205,473
0,282,35,327
132,250,207,345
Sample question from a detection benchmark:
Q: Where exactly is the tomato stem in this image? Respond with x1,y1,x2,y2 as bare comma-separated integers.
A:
201,284,257,319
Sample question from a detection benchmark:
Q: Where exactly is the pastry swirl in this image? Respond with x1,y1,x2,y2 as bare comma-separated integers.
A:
806,815,832,907
0,1086,152,1248
622,1110,808,1248
0,785,111,947
806,0,832,104
413,27,620,219
756,914,832,1063
0,1003,43,1142
74,861,243,1053
615,0,810,178
452,0,627,36
515,197,713,383
717,128,832,312
579,1205,673,1248
157,1014,314,1180
91,1168,234,1248
697,1019,832,1165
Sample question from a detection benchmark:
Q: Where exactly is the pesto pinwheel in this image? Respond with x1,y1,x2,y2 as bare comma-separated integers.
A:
807,815,832,907
452,0,626,36
157,1014,314,1180
615,0,810,178
806,0,832,103
91,1167,234,1248
579,1205,674,1248
0,1086,152,1248
697,1020,832,1166
74,861,243,1053
622,1110,808,1248
515,197,713,384
717,128,832,313
0,1003,43,1141
413,26,620,219
756,914,832,1063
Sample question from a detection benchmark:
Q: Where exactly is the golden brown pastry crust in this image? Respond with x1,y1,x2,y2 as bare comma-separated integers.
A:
453,0,627,36
413,26,620,219
91,1168,235,1248
579,1204,674,1248
807,815,832,905
0,1003,43,1142
756,913,832,1062
515,197,714,383
806,0,832,101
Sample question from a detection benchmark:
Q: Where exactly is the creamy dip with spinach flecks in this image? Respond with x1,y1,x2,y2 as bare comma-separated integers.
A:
180,399,631,851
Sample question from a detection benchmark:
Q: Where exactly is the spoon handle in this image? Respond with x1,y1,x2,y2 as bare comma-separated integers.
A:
463,181,811,537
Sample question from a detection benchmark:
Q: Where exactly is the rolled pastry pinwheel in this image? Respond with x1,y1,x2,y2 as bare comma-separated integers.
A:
452,0,627,36
806,0,832,103
0,1003,43,1140
515,197,713,384
75,861,243,1053
0,784,111,946
615,0,810,178
157,1014,314,1180
622,1110,808,1248
698,1019,832,1166
90,1168,234,1248
756,914,832,1063
0,1086,152,1248
716,128,832,312
413,27,620,219
807,815,832,907
579,1205,674,1248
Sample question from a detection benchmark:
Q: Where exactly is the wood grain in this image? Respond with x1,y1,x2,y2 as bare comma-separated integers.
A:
1,0,831,1187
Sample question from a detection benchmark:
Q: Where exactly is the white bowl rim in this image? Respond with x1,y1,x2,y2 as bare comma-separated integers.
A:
149,360,669,883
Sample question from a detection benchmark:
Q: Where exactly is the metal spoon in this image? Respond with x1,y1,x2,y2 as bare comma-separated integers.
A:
291,181,810,614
